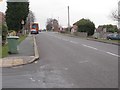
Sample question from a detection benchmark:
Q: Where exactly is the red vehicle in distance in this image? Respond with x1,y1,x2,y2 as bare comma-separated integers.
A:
30,23,39,34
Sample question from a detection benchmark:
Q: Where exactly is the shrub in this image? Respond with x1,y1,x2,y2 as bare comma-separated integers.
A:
74,18,95,36
2,24,8,46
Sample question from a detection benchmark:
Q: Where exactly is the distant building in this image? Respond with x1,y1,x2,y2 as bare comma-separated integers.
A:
71,24,78,34
0,11,5,25
94,25,118,39
96,25,117,33
52,19,59,32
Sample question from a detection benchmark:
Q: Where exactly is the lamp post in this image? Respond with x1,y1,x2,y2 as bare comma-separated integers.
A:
68,6,70,32
21,20,24,35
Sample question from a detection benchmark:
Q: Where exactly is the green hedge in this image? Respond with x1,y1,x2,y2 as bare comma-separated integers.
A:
2,24,8,46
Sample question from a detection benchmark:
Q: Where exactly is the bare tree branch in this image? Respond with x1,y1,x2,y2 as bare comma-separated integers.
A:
111,10,119,21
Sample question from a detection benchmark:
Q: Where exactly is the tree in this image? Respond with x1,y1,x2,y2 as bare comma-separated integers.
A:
46,18,59,31
2,24,8,45
74,18,95,36
46,18,53,31
101,24,118,33
25,10,35,31
111,10,119,21
111,1,120,22
28,10,35,22
5,2,29,32
110,1,120,30
52,19,59,31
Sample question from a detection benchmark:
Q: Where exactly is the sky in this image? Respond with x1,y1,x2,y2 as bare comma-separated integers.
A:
0,0,119,29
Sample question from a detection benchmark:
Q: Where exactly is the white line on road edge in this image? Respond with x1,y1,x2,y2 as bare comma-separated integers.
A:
79,60,89,63
70,41,78,44
82,44,98,50
30,78,36,82
45,33,120,58
82,44,119,57
106,52,120,57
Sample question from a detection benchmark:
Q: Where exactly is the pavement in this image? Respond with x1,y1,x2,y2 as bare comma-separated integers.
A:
0,34,39,68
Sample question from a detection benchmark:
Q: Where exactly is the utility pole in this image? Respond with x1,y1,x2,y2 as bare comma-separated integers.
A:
118,1,120,29
68,6,70,32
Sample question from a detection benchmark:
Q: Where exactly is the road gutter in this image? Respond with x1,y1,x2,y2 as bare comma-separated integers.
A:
28,35,39,63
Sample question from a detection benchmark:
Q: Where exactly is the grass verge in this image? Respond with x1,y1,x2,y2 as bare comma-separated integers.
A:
1,44,8,58
87,38,120,44
1,35,27,58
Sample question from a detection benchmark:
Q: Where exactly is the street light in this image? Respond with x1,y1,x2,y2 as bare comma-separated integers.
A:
68,6,70,32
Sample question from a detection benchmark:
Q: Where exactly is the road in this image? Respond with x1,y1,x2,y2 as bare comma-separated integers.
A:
2,32,118,88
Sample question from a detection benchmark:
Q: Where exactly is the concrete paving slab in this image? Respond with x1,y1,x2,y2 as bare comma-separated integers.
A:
0,56,35,68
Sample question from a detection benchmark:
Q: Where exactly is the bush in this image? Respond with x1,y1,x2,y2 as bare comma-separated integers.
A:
2,24,8,46
101,24,118,33
74,18,95,36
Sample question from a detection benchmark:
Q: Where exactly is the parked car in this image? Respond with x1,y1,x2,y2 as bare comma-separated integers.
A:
39,29,42,32
42,29,46,32
107,34,120,40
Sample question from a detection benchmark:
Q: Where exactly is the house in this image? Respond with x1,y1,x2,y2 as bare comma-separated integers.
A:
71,24,78,34
52,19,59,32
94,25,118,39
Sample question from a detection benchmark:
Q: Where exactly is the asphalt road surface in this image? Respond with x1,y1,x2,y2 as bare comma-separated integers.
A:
2,32,118,88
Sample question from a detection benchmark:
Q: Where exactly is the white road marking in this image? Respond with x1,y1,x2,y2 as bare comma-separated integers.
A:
30,78,36,82
40,65,46,69
82,44,119,57
46,33,119,58
70,41,78,44
64,68,68,70
38,80,41,82
106,52,120,57
82,44,98,50
79,60,89,63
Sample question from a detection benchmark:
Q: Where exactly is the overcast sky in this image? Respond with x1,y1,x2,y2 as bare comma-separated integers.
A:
0,0,119,29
